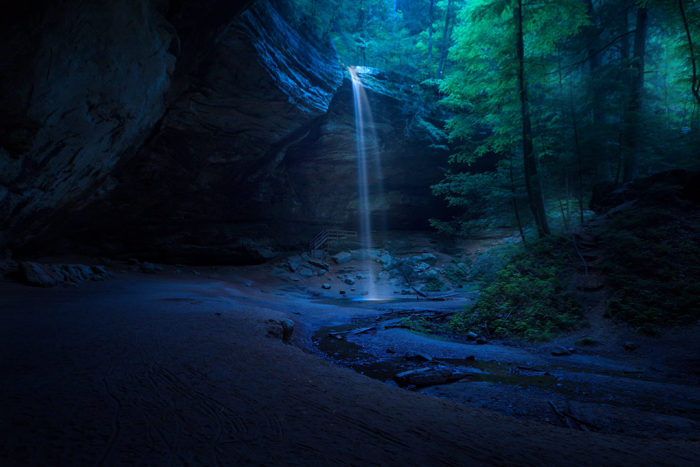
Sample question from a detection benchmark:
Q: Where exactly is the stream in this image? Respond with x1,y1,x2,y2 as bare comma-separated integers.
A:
311,302,700,440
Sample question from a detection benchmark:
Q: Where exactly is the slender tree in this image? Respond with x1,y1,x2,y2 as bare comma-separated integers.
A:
515,0,550,235
622,2,649,182
678,0,700,105
438,0,455,78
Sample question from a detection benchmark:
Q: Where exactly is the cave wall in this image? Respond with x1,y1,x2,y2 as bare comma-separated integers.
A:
0,0,254,255
2,1,452,264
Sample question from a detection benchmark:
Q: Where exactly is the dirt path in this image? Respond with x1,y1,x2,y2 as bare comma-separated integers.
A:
1,273,699,465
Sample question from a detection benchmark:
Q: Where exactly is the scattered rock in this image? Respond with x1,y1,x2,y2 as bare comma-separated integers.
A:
344,277,355,285
332,252,352,265
413,262,430,273
287,255,302,272
415,253,438,265
339,290,346,295
299,267,314,277
355,273,369,279
18,262,108,287
322,283,331,289
140,262,162,273
307,258,330,270
551,346,572,356
317,269,326,276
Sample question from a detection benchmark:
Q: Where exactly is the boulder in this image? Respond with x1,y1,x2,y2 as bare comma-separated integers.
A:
332,252,352,265
287,255,303,272
18,261,108,287
299,267,314,277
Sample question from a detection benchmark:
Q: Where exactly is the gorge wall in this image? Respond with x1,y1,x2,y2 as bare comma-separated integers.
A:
1,0,452,264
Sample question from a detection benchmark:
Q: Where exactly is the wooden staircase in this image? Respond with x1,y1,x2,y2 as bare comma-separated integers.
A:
309,229,357,251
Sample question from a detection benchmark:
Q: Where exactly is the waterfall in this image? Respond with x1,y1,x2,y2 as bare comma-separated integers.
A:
348,66,384,300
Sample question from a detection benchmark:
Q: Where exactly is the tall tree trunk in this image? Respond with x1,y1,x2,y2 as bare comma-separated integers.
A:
510,154,527,245
427,0,434,77
437,0,454,78
515,0,549,237
584,0,611,181
622,3,649,183
679,0,700,105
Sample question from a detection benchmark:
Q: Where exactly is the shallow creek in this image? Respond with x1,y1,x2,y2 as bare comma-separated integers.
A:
312,309,700,439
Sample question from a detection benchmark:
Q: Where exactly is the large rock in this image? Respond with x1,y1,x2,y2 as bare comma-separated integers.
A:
19,261,108,287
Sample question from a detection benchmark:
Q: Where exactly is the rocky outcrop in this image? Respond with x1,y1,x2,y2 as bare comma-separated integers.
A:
0,0,175,251
3,1,452,264
18,261,108,287
284,68,451,230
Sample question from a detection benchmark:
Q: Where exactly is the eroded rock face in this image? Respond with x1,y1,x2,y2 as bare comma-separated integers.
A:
0,0,254,254
3,2,452,264
0,0,176,249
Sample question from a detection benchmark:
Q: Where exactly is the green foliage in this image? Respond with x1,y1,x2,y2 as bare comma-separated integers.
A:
599,199,700,333
449,236,586,341
423,274,447,291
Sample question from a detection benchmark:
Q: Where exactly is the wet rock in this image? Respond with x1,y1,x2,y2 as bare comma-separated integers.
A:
140,262,162,274
321,283,331,289
413,262,431,273
476,337,488,345
344,277,355,285
332,252,352,265
355,273,369,279
18,262,108,287
287,255,303,272
466,331,478,341
393,366,483,388
299,267,314,278
415,253,438,266
377,253,393,269
307,258,330,271
401,289,412,295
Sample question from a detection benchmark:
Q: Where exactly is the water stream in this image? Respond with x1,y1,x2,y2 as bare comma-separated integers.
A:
348,66,384,299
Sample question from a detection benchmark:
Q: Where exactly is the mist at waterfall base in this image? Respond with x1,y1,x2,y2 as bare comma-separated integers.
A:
348,66,387,301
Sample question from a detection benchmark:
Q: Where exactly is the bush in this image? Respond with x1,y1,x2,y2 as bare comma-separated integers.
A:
449,236,586,341
599,204,700,332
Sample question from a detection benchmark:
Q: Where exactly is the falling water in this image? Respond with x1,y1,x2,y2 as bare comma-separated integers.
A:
348,66,383,299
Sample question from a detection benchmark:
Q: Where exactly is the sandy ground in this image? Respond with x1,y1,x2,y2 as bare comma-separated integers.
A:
2,272,699,466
